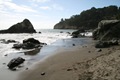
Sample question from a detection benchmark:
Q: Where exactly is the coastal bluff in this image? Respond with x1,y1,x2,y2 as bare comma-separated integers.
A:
54,5,120,29
0,19,36,33
93,20,120,40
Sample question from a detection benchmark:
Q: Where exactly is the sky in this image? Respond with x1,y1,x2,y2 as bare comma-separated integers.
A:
0,0,120,29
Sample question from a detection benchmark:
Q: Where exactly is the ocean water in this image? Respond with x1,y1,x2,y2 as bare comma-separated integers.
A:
0,29,92,80
0,29,93,62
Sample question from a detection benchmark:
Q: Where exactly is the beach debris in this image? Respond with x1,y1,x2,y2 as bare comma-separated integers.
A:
7,57,25,70
41,72,45,75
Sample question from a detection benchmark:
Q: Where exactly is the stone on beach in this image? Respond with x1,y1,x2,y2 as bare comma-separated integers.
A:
7,57,25,70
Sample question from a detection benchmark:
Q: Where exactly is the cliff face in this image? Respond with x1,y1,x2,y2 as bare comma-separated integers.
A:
54,5,120,29
0,19,36,33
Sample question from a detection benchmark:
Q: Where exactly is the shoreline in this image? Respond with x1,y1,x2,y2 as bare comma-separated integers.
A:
18,39,119,80
0,37,92,80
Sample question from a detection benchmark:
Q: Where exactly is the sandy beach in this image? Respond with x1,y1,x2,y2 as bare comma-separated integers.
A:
18,38,120,80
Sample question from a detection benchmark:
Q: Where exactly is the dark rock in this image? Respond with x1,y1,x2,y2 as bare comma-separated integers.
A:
71,29,85,38
23,38,40,44
95,41,110,48
0,39,17,44
13,38,46,50
97,49,102,52
67,68,73,71
110,40,119,45
4,54,8,56
72,44,75,46
88,51,91,53
38,32,41,34
93,20,120,40
3,63,6,65
60,31,63,33
0,19,36,33
22,42,40,49
95,40,119,48
66,32,71,34
41,72,45,75
7,57,25,69
25,68,28,70
13,43,23,49
7,40,17,43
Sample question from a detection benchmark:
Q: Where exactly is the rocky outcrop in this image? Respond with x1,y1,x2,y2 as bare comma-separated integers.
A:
0,19,36,33
13,38,46,49
93,20,120,40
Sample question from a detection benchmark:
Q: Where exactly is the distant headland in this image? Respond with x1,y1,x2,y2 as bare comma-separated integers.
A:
54,5,120,30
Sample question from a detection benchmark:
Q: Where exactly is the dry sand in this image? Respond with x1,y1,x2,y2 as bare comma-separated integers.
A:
18,43,120,80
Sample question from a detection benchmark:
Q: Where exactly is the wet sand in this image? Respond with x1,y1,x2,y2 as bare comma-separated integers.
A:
17,40,120,80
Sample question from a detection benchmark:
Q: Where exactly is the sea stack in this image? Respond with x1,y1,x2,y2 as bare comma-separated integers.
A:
0,19,36,33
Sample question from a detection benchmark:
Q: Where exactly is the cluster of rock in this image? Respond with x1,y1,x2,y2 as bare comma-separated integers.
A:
7,38,47,70
71,29,85,38
13,38,47,49
0,39,17,44
93,20,120,48
0,19,36,33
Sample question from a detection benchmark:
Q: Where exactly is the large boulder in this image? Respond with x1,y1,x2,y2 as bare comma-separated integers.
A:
0,19,36,33
93,20,120,40
7,57,25,70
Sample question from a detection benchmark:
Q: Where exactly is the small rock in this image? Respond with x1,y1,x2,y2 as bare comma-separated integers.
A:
97,49,102,52
41,72,45,75
25,68,28,70
60,31,63,33
67,68,72,71
38,32,41,34
3,63,6,65
72,44,75,46
4,54,8,56
88,51,91,53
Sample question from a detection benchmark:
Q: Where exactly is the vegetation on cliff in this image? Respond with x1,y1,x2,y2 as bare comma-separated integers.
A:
54,5,120,29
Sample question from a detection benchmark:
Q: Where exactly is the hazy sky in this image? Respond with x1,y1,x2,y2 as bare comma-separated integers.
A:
0,0,120,29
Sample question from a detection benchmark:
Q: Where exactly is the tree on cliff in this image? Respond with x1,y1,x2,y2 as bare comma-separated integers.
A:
54,5,120,29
